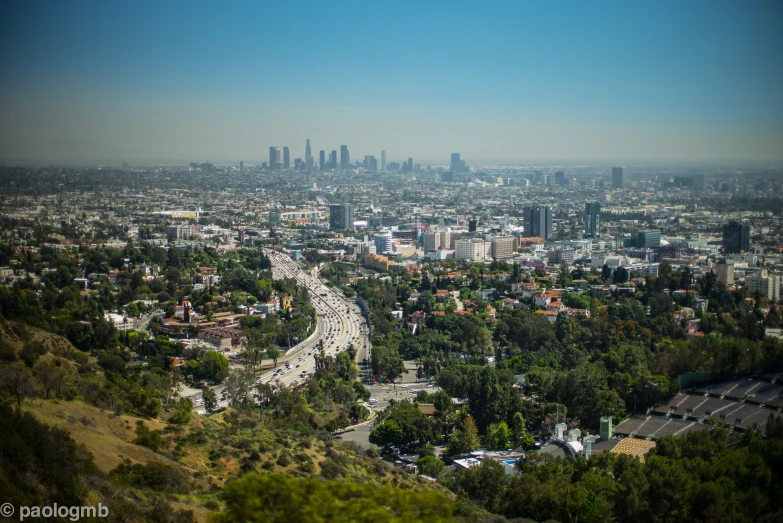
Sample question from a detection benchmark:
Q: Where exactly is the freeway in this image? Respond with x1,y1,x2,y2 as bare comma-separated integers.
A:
256,248,370,390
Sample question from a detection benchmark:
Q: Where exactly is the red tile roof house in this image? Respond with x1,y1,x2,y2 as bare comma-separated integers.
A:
410,310,427,323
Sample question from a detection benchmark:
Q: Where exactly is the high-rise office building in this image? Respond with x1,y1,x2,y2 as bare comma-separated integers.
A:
722,221,750,254
269,147,281,169
319,150,325,171
523,206,552,240
330,150,337,170
450,153,461,173
438,230,450,250
491,235,517,260
283,147,290,169
612,166,626,188
305,139,313,170
585,203,600,238
423,231,440,252
636,231,661,248
555,171,566,185
381,150,387,171
340,145,350,170
240,160,244,173
329,204,354,231
407,157,413,173
363,155,378,171
714,259,735,285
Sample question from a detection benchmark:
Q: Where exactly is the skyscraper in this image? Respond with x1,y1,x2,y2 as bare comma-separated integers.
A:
269,147,281,169
363,155,377,171
585,202,600,238
612,166,626,188
555,171,566,185
407,157,413,173
330,150,337,170
329,204,354,231
636,231,661,248
319,150,325,171
305,139,313,170
240,160,244,173
450,153,461,173
722,221,750,253
283,146,290,169
523,206,552,240
340,145,350,170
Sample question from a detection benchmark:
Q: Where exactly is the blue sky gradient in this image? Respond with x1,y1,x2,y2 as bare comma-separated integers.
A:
1,0,781,163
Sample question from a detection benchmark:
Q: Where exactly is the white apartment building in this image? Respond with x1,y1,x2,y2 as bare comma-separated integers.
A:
105,313,134,332
455,238,492,262
745,270,780,301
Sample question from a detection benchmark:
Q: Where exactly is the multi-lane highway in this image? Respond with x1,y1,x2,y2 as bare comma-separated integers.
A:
257,248,370,389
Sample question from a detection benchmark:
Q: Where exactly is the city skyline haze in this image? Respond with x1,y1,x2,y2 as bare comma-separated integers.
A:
1,0,782,164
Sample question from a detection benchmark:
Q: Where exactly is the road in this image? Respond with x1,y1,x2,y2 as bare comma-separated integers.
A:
192,250,369,414
256,248,370,389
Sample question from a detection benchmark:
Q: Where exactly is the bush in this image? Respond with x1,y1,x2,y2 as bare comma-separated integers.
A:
134,425,164,452
320,459,346,480
276,452,291,467
417,455,445,477
20,341,47,367
168,399,193,424
0,339,16,361
109,461,190,494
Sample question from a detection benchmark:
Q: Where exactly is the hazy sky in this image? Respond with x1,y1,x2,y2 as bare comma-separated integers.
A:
1,0,782,164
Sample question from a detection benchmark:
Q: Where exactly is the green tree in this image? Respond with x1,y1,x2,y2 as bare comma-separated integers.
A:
486,421,511,450
225,368,255,408
125,301,140,317
511,412,526,444
168,398,193,424
266,346,280,368
202,387,218,414
454,459,508,512
199,351,229,382
0,362,36,407
369,420,404,447
371,345,405,383
447,415,480,456
417,455,445,478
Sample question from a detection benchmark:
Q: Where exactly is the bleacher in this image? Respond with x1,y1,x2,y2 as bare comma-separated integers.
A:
750,384,783,407
670,395,709,417
613,416,650,435
652,395,688,415
617,376,783,441
725,379,765,400
694,381,735,396
614,415,705,439
692,397,736,418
